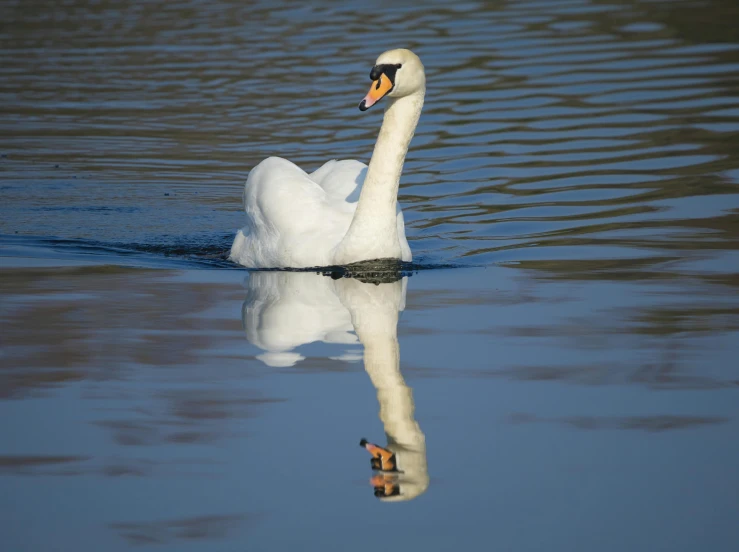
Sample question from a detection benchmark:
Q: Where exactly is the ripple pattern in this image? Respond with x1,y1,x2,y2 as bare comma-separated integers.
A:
1,0,738,276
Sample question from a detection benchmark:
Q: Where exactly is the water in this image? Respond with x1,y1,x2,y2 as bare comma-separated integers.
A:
1,0,738,550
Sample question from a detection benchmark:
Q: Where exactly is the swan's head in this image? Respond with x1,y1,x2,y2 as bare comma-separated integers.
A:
359,49,425,111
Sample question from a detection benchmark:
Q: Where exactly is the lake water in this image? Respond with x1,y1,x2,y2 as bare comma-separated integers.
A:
1,0,738,550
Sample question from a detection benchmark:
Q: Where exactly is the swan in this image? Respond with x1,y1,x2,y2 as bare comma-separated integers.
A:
230,48,425,268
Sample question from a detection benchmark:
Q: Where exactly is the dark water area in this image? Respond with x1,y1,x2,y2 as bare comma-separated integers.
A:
1,0,738,550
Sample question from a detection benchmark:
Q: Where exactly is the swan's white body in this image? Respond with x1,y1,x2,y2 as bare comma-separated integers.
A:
230,49,425,268
230,158,411,268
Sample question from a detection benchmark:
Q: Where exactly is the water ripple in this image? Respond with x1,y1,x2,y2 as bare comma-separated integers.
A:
0,0,737,278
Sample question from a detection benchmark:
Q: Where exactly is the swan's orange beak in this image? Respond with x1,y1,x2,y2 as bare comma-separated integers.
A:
359,438,397,471
359,74,393,111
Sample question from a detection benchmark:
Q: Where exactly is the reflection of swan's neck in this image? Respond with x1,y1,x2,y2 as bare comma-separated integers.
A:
334,91,424,264
336,278,427,500
363,333,425,452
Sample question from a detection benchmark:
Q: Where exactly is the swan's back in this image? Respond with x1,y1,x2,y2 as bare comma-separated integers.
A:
310,159,366,202
230,157,359,267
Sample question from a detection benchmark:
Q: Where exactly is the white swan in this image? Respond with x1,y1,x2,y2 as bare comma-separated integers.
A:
230,49,425,268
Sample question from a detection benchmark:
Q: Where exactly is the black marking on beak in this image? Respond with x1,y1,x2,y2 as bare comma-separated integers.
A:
369,65,382,81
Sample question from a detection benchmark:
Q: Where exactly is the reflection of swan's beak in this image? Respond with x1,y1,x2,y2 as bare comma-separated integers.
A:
359,74,393,111
359,438,397,472
371,474,401,498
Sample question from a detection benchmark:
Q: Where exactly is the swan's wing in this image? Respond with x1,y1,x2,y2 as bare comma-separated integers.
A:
231,157,355,268
243,157,327,232
309,159,367,202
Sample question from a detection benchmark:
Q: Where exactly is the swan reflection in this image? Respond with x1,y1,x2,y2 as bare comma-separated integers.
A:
242,270,428,501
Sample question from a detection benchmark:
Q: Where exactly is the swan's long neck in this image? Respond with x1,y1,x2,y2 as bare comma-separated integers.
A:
363,91,424,213
334,90,424,264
